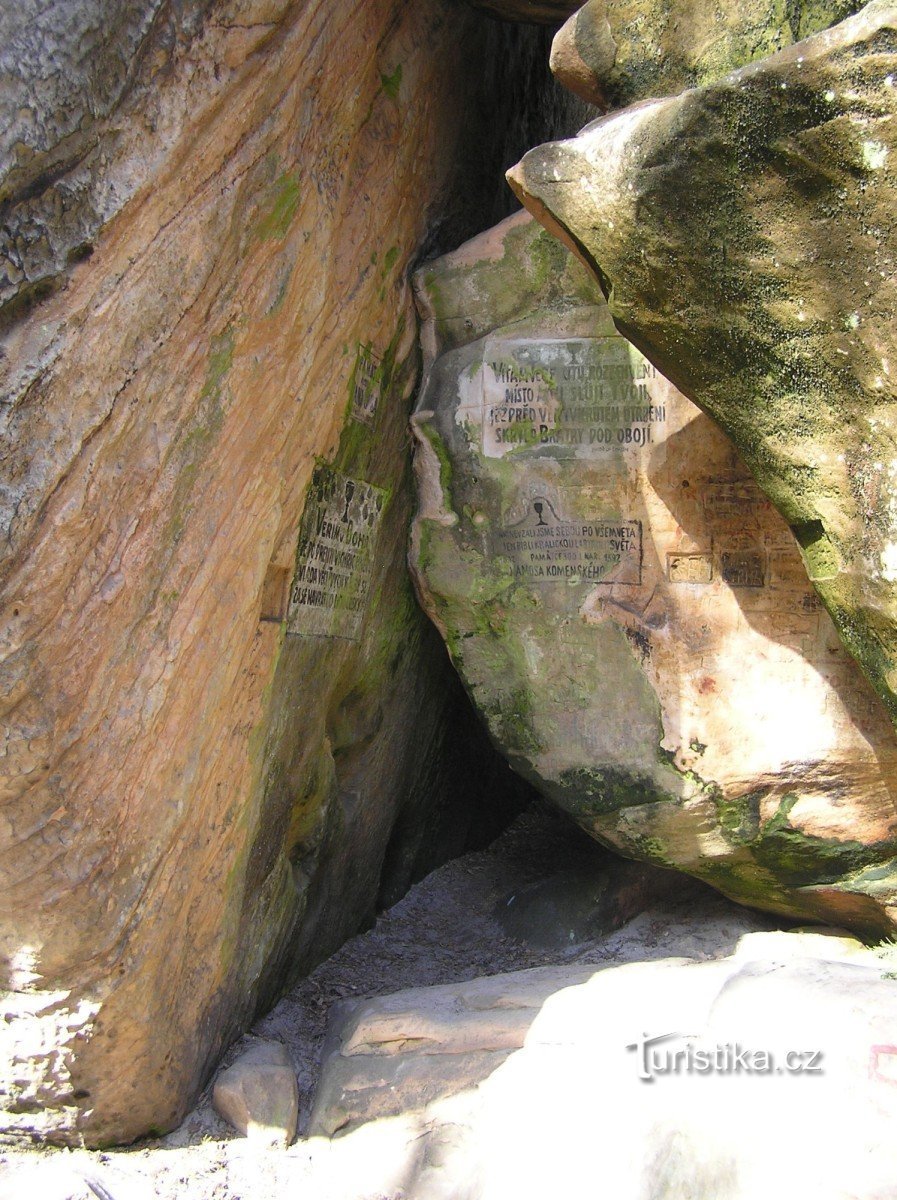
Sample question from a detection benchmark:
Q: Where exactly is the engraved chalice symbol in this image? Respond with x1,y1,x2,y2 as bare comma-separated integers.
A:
534,501,547,526
343,479,356,522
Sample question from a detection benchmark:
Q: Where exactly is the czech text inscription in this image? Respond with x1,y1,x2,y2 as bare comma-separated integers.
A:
482,337,663,459
668,553,713,584
496,496,641,585
287,468,386,639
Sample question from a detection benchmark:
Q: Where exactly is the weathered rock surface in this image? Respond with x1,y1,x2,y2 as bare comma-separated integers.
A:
0,0,579,1149
509,2,897,738
549,0,861,108
310,931,897,1200
212,1040,298,1147
0,0,210,323
410,211,897,934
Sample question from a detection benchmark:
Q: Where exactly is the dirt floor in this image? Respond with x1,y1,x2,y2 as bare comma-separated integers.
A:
0,804,777,1200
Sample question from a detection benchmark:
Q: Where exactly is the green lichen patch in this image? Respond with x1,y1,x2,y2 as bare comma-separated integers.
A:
753,820,894,888
553,766,679,820
382,246,400,276
714,789,763,845
417,218,606,350
202,326,235,402
380,65,403,101
254,172,301,242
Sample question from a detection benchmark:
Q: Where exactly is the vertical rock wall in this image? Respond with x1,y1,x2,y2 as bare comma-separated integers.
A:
0,0,580,1147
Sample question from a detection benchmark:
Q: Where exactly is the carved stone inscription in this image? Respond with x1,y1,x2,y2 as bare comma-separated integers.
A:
496,496,641,585
722,551,765,589
482,337,663,459
287,468,386,639
351,344,382,426
668,553,713,584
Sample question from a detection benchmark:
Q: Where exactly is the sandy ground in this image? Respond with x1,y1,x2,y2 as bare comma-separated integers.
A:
0,804,777,1200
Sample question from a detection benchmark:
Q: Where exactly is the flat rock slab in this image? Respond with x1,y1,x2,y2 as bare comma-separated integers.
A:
309,963,599,1134
311,930,897,1199
410,209,897,935
212,1041,298,1148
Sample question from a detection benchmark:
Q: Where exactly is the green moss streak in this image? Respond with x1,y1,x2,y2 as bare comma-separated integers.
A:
553,765,680,820
421,423,455,510
157,326,233,559
255,173,301,241
380,65,403,101
382,245,400,276
202,327,235,400
711,790,897,891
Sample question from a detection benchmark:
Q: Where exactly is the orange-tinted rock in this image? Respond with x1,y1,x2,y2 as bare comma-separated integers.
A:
0,0,561,1148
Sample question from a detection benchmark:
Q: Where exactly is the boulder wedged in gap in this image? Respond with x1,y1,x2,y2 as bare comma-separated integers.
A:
211,1040,298,1148
409,210,897,936
508,1,897,743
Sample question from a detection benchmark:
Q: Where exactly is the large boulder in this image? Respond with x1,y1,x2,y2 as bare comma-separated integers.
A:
508,2,897,739
410,211,897,935
549,0,862,108
0,0,570,1148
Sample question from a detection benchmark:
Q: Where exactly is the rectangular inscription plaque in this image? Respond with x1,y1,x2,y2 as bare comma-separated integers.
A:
482,337,664,460
496,495,641,585
351,344,382,427
287,468,386,639
703,482,771,523
668,553,713,584
721,551,765,588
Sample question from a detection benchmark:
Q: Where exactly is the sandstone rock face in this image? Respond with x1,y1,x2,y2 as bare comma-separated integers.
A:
0,0,210,320
509,2,897,740
410,211,897,935
549,0,861,108
310,934,897,1200
0,0,569,1148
